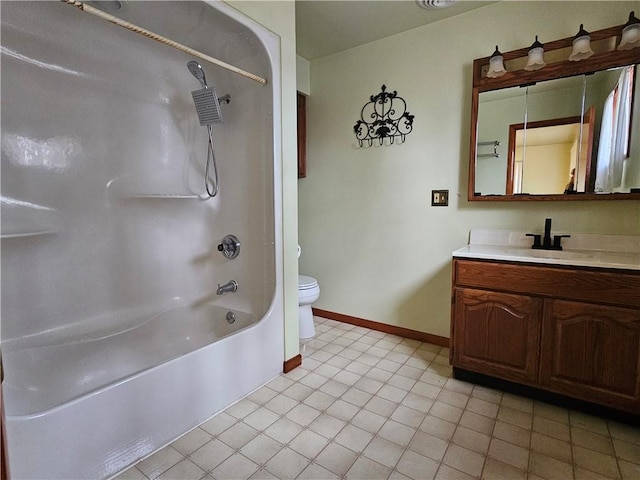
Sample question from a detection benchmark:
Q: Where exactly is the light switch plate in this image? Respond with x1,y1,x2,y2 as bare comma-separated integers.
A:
432,190,449,206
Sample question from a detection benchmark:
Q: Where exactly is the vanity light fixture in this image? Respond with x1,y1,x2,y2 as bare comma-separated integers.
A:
524,35,546,71
486,46,507,78
618,11,640,50
568,24,594,61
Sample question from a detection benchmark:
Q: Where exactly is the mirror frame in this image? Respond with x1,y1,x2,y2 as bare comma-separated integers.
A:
469,23,640,201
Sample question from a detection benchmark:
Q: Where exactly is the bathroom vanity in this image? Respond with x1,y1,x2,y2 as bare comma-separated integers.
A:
451,230,640,416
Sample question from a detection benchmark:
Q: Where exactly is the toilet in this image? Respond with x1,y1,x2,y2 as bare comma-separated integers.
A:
297,245,320,341
298,275,320,341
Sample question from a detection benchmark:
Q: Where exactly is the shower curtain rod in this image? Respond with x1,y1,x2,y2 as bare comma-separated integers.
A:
60,0,268,85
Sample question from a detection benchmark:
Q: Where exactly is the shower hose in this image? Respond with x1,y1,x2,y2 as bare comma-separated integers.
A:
205,125,219,198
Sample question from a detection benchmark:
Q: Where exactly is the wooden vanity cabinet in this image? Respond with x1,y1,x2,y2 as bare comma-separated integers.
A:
541,300,640,412
453,289,541,384
451,259,640,414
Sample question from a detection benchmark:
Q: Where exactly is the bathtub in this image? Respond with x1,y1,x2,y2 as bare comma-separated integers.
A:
4,301,283,479
1,1,283,478
3,302,258,417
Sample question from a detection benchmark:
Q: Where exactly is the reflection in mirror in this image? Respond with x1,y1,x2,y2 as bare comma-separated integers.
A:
475,76,586,195
475,67,640,197
588,65,639,193
475,86,524,195
507,108,595,195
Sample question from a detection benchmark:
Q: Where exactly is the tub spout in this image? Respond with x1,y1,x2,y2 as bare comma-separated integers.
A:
217,280,238,295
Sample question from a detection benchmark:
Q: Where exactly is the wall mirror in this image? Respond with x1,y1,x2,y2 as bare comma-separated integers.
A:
469,22,640,201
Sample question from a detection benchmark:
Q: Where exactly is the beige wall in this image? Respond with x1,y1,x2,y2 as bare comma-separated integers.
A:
299,1,640,338
297,55,311,95
225,1,300,360
518,143,573,194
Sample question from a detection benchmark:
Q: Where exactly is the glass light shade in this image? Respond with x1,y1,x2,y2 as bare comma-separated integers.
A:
525,47,546,70
569,24,594,61
525,36,546,71
487,46,506,78
618,12,640,50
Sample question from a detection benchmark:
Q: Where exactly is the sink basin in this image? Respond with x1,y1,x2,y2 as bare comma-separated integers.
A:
508,249,596,261
454,230,640,271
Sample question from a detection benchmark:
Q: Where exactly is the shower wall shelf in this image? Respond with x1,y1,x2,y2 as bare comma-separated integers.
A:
1,196,59,238
477,140,500,158
121,193,202,199
106,177,202,200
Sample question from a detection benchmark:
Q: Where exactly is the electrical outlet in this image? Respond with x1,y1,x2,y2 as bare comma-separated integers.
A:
431,189,449,206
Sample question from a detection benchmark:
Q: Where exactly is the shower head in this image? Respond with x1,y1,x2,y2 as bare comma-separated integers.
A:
191,87,223,125
187,60,208,89
187,60,224,125
187,61,222,125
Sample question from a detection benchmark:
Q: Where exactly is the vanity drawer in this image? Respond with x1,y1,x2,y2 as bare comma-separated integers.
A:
453,259,640,308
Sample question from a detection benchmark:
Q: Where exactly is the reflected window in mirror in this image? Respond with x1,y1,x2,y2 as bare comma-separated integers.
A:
593,65,637,193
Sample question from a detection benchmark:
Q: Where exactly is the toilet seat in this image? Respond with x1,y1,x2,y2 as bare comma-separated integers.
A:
298,275,318,290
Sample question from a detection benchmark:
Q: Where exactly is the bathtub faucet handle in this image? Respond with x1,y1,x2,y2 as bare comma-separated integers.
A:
217,280,238,295
218,234,241,259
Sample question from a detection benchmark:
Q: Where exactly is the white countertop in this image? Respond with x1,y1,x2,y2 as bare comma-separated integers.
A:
453,229,640,271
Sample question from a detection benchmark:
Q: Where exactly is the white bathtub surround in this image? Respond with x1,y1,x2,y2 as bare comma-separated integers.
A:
453,229,640,270
1,1,283,479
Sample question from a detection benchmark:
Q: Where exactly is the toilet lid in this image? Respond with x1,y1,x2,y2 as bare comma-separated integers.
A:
298,275,318,290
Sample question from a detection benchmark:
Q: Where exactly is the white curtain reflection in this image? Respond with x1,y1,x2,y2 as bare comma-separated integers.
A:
595,65,634,192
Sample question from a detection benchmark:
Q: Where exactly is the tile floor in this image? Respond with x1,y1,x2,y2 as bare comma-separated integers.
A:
117,316,640,480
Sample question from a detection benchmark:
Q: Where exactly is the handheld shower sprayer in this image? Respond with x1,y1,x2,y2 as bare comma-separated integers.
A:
188,61,223,126
187,60,208,89
186,60,231,198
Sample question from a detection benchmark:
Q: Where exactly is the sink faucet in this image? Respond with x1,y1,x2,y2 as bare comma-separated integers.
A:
542,217,553,249
526,218,570,251
217,280,238,295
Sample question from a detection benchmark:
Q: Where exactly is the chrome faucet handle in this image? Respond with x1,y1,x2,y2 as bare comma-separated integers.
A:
217,235,240,259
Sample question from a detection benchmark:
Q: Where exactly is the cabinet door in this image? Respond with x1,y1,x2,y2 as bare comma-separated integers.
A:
453,288,542,384
540,300,640,412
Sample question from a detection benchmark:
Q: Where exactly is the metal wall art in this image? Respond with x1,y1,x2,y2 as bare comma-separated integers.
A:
353,85,415,147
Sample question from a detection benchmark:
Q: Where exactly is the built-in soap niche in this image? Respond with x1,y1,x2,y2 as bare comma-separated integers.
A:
0,196,59,238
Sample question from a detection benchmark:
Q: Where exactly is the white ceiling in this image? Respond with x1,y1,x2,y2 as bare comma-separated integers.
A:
295,0,496,60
